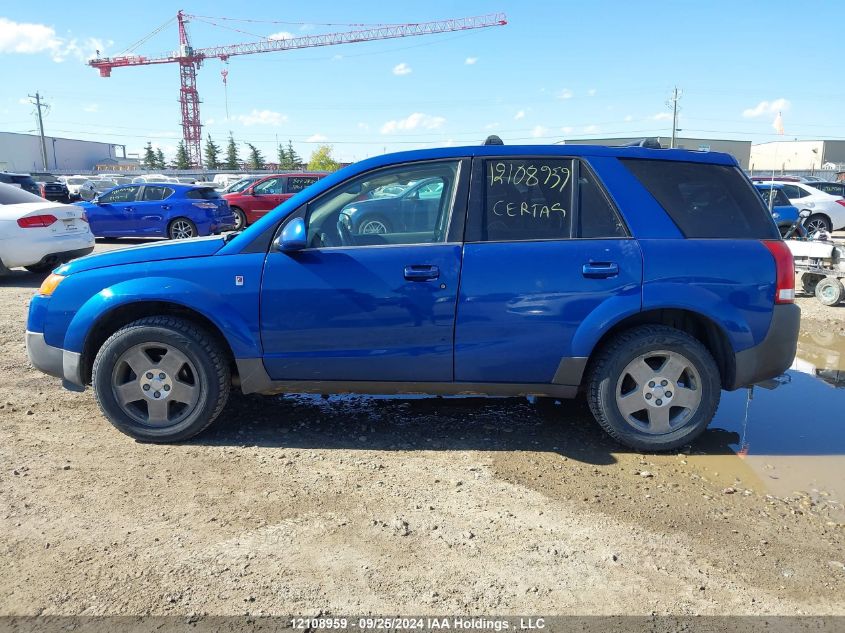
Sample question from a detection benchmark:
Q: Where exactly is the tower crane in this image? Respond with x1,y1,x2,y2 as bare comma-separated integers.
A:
89,11,507,166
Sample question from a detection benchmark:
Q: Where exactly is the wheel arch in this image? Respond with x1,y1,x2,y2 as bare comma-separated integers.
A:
583,308,736,390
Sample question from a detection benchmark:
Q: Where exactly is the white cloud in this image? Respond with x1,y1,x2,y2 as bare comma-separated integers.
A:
514,110,525,120
268,31,294,41
531,125,549,138
484,122,500,130
557,88,573,100
83,103,99,113
306,133,327,142
392,62,412,76
583,124,600,134
587,88,597,97
237,109,287,126
357,122,369,131
465,56,478,65
624,114,633,122
742,98,790,118
561,126,574,134
652,112,673,121
0,18,109,62
380,112,445,134
18,97,29,105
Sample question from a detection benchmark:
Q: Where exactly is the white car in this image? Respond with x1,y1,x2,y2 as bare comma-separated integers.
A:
771,181,845,232
61,175,92,200
0,184,94,274
78,179,118,202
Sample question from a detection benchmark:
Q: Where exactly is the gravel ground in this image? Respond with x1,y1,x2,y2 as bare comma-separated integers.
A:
1,252,843,616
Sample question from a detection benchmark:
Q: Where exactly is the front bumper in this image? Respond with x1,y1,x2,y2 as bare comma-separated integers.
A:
25,331,85,391
732,303,801,389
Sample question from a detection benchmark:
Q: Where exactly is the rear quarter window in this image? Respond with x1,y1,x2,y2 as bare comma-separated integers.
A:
622,159,779,239
186,188,221,199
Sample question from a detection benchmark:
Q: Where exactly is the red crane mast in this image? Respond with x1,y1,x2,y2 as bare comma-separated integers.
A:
89,11,507,166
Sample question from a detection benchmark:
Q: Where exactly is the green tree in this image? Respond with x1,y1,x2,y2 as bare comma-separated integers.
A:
203,135,221,170
287,140,302,169
174,140,191,169
142,141,156,169
307,144,340,172
154,148,166,170
246,142,265,170
224,133,240,170
277,143,289,169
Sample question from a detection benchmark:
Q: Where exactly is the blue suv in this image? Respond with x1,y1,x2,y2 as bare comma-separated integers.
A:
75,183,235,239
26,145,800,450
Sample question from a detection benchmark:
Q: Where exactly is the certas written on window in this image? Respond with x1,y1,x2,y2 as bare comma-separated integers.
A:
287,176,319,194
481,159,573,241
305,161,459,248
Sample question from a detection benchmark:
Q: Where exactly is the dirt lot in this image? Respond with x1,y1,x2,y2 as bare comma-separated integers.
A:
1,252,844,616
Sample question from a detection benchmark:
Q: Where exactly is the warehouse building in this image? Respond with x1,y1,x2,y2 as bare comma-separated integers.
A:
558,136,752,169
0,131,131,173
748,140,845,173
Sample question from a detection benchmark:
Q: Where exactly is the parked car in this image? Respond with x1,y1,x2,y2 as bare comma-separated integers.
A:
26,144,799,450
753,183,799,236
0,172,40,196
223,176,262,194
767,180,845,233
223,172,326,229
78,179,118,202
74,183,235,239
805,181,845,198
0,183,93,274
132,175,177,184
339,177,445,235
30,172,71,203
61,176,93,201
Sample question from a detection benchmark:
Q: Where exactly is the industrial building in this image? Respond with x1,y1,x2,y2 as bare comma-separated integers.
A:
0,131,133,173
558,136,752,169
748,140,845,173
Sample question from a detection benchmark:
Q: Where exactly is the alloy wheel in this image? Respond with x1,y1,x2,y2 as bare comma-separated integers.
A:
170,220,195,239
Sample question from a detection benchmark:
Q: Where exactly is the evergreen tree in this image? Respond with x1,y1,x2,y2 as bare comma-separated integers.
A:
142,142,156,169
307,144,340,172
246,142,265,170
224,133,240,170
287,140,302,169
154,148,166,170
203,135,221,170
174,140,191,169
277,143,289,169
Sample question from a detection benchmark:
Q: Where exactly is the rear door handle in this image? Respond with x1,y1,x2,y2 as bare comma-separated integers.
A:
404,265,440,281
582,261,619,278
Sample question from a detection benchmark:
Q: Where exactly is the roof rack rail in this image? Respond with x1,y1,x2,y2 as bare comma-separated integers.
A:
622,138,663,149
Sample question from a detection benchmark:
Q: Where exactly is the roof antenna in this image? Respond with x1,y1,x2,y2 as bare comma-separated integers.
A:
483,135,504,146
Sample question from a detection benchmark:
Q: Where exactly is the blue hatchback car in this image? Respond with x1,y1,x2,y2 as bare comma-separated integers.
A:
75,183,235,239
753,183,799,236
26,144,800,450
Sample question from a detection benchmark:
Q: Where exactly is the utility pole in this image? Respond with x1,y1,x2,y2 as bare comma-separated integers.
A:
28,92,50,170
666,86,682,149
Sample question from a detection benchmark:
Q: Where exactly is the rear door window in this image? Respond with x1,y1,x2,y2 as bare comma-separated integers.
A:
141,185,174,201
286,176,319,194
621,159,779,239
577,165,628,238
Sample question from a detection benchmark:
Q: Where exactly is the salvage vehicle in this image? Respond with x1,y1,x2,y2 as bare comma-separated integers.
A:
0,183,94,274
787,236,845,305
26,144,799,450
75,183,235,239
223,172,326,229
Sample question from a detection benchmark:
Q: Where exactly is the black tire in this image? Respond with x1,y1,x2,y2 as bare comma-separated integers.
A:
168,217,197,240
92,316,231,442
815,277,845,306
586,325,721,451
357,214,391,235
231,207,247,231
801,273,825,295
24,261,56,274
805,213,832,234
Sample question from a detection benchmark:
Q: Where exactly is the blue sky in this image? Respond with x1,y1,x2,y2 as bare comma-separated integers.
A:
2,0,843,163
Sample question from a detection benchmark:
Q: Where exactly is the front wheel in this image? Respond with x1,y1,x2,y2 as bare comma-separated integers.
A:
168,217,197,240
805,213,832,234
358,215,391,235
92,316,231,442
231,207,247,231
586,325,721,451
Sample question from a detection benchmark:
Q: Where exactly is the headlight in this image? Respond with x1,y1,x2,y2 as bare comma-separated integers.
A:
39,273,65,297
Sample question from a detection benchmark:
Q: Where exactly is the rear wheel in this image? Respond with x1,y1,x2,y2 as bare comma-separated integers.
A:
231,207,247,230
806,213,832,234
92,316,230,442
586,325,721,451
359,215,391,235
815,277,845,306
24,261,56,274
168,217,197,240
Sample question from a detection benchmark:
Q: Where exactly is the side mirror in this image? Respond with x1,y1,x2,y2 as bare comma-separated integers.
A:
275,217,307,252
799,209,811,218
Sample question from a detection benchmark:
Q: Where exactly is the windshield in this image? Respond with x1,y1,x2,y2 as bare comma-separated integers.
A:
226,178,256,193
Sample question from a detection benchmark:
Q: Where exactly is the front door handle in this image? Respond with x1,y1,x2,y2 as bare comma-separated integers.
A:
162,204,171,211
404,265,440,281
582,261,619,278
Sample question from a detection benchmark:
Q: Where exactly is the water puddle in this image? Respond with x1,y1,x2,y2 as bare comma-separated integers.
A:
690,329,845,520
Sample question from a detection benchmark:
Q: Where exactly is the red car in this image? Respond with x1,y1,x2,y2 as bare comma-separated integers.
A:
223,172,326,229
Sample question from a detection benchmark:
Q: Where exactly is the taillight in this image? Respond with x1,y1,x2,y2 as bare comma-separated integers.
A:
762,240,795,304
17,214,58,228
80,212,89,223
39,184,46,196
836,200,845,208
